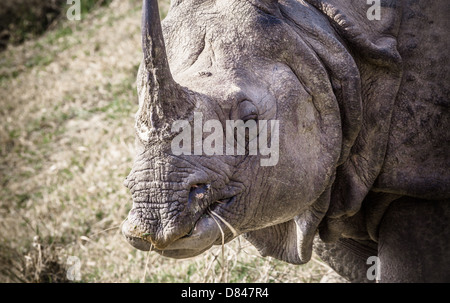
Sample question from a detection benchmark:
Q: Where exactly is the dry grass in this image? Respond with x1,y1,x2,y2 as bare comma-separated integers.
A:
0,0,344,283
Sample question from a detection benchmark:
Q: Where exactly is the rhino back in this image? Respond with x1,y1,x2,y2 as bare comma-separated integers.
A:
375,0,450,199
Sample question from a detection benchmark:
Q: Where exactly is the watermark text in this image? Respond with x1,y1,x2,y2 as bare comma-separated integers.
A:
367,0,381,20
67,0,81,21
366,256,381,281
171,112,279,166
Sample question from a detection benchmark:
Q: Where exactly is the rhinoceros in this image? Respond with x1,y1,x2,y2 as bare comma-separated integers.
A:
121,0,450,282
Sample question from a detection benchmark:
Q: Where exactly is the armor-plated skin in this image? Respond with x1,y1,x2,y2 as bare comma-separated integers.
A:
122,0,450,282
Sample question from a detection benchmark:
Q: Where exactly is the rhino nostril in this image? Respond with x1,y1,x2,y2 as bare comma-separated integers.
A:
189,183,210,200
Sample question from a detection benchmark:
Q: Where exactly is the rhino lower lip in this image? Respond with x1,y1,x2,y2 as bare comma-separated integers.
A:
155,213,221,257
183,195,236,238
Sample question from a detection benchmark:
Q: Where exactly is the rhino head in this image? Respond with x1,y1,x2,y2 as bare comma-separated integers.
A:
122,0,374,263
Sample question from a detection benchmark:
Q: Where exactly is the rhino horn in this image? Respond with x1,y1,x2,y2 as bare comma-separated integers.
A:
142,0,173,91
138,0,189,135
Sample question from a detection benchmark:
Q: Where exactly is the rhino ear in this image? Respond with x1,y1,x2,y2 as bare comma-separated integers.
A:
306,0,402,66
244,187,331,264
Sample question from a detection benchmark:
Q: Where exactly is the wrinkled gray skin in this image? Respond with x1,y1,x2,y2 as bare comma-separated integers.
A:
122,0,450,282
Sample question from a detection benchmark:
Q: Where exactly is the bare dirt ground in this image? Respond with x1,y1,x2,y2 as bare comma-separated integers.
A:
0,0,345,283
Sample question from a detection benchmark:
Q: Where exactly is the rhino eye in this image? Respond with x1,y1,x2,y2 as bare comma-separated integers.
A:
238,100,258,122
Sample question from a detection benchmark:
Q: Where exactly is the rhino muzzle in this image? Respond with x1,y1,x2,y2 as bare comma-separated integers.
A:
122,145,241,256
122,178,239,257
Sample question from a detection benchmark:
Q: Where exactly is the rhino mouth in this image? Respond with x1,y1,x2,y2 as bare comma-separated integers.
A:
184,195,236,236
122,192,238,259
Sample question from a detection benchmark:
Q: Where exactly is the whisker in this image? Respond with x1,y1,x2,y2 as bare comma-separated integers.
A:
207,209,226,281
87,224,122,239
207,209,225,249
207,209,238,238
141,249,151,283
